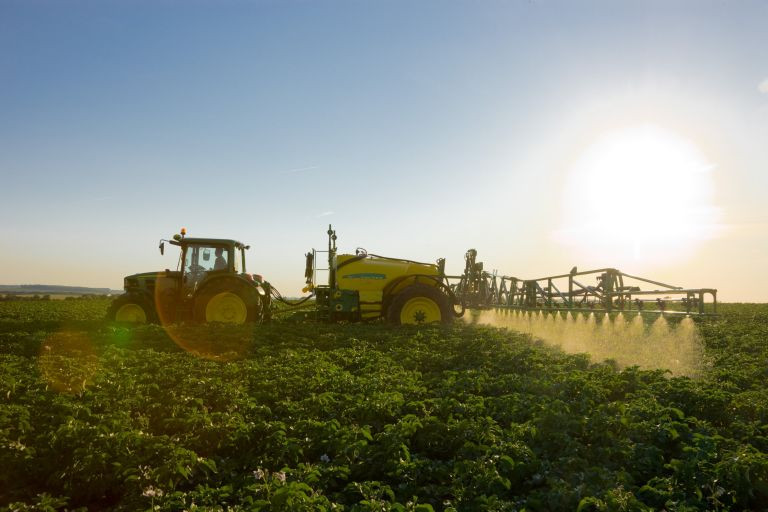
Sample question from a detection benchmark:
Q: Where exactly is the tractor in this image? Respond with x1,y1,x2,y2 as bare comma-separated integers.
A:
108,229,270,324
109,226,460,325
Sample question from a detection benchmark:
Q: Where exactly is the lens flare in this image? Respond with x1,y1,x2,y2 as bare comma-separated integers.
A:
38,331,100,394
162,324,253,361
144,275,253,360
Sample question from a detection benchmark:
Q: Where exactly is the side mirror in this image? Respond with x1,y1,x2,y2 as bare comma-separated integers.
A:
159,241,165,256
202,249,211,261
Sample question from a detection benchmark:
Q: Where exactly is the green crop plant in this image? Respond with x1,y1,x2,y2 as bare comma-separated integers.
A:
0,299,767,510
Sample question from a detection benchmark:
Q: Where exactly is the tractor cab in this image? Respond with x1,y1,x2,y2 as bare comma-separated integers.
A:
163,235,249,296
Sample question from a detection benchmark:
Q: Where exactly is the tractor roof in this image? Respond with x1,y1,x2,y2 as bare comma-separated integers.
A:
171,237,247,249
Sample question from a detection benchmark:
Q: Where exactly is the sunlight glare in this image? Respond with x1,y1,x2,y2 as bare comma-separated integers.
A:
555,124,720,265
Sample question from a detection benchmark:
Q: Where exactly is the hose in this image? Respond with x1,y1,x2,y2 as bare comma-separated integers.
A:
366,253,435,267
269,285,315,307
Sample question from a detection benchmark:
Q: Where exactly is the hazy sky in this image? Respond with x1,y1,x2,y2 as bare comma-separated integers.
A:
1,0,767,301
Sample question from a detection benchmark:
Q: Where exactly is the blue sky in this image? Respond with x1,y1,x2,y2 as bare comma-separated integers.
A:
1,0,767,300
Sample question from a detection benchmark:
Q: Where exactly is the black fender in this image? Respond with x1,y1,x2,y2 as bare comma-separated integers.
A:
381,274,460,317
196,274,266,297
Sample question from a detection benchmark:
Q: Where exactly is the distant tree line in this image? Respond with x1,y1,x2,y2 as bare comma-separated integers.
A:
0,294,51,301
0,294,113,302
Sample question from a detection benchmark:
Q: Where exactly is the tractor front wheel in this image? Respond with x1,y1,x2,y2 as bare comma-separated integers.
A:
387,284,453,325
108,294,156,324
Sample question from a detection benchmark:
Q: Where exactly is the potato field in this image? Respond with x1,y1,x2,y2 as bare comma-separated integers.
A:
1,299,767,511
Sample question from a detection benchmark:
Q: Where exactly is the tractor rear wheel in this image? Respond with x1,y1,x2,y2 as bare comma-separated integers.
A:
193,281,261,324
387,284,453,325
108,294,156,324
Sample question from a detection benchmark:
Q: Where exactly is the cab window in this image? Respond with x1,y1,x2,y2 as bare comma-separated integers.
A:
234,247,242,273
184,246,229,274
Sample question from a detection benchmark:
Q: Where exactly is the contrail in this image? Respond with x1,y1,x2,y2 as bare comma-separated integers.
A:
280,165,320,175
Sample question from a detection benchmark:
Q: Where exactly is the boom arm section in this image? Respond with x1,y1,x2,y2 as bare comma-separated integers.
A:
449,251,717,316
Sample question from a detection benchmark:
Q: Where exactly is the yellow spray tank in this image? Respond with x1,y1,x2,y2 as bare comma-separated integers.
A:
306,226,457,324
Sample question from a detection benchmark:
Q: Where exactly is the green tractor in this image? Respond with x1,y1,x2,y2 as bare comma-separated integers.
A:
108,229,270,324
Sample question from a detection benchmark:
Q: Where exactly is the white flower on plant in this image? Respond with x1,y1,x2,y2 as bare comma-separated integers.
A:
320,454,330,463
276,471,286,483
253,468,265,480
142,486,164,498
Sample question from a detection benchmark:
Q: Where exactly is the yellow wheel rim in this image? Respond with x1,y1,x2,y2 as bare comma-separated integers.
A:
400,297,442,324
115,303,147,323
205,292,248,323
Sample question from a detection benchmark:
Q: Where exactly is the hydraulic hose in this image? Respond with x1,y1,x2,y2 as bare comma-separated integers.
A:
269,286,315,307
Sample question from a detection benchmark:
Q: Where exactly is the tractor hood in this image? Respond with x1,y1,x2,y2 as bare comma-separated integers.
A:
123,271,165,291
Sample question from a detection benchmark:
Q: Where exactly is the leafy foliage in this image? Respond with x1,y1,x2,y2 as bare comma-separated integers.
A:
0,300,767,510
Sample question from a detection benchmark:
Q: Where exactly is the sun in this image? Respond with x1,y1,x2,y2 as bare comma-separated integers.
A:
555,124,720,266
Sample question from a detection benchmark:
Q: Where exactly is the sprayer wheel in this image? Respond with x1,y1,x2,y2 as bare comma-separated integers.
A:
387,284,453,325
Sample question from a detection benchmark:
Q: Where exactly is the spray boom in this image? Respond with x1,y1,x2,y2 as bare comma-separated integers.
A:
447,251,716,317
